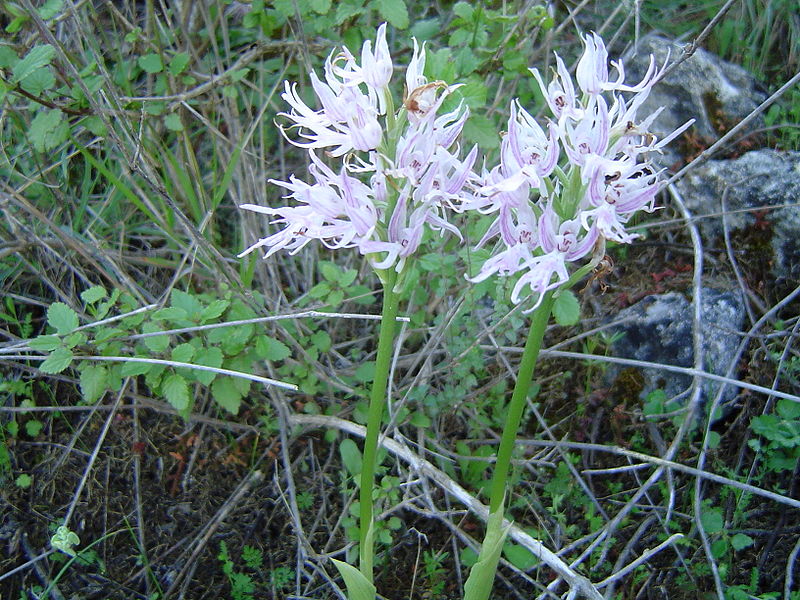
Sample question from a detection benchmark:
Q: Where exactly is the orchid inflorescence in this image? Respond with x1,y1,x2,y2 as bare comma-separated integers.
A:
464,33,692,309
238,23,480,276
241,27,691,311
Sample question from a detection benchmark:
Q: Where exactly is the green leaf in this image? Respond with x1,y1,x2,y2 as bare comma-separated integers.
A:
38,0,63,19
339,438,362,476
310,330,332,352
552,290,580,326
12,45,55,84
162,373,190,411
164,113,183,131
171,343,195,363
211,377,243,414
80,286,106,304
170,289,203,319
201,299,229,322
331,559,376,600
310,0,331,14
168,52,190,76
79,365,108,403
462,114,498,150
503,542,537,570
120,360,153,377
464,504,511,600
15,473,32,488
375,0,408,29
47,302,79,335
20,66,55,96
40,347,74,374
142,322,170,353
731,533,754,551
452,1,474,21
0,46,18,69
320,261,340,282
152,306,188,321
26,420,43,437
700,508,724,534
354,361,375,383
256,336,291,361
29,108,69,152
194,346,223,385
334,1,364,24
138,54,163,74
339,268,358,287
29,335,61,351
777,398,800,420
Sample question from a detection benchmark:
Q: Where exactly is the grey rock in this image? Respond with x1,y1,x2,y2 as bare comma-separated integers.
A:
608,289,745,409
677,149,800,286
622,34,767,168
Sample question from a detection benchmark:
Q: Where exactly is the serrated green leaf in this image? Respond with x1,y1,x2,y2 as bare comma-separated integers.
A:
331,559,376,600
28,108,69,152
142,322,170,353
163,373,190,411
211,377,243,414
171,343,195,363
731,533,754,551
194,346,223,385
25,420,43,437
63,331,86,349
0,46,18,69
200,299,229,322
334,1,364,24
339,438,362,476
776,398,800,420
12,45,55,84
310,0,331,14
452,1,474,21
152,306,188,321
29,335,61,351
79,365,108,403
552,290,580,326
20,66,55,96
120,360,153,377
462,114,498,150
138,54,163,74
80,286,106,304
310,330,331,352
375,0,408,29
700,508,724,534
339,268,358,287
170,289,202,319
168,52,190,76
47,302,79,335
40,347,73,374
320,261,340,282
257,336,291,361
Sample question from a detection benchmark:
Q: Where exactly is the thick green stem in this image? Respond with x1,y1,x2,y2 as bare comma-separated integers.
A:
487,292,555,513
359,268,399,583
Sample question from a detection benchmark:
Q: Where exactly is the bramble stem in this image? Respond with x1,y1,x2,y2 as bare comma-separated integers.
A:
487,292,555,514
359,268,399,583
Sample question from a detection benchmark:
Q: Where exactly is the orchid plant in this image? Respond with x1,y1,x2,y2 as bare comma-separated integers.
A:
239,23,481,597
240,25,691,600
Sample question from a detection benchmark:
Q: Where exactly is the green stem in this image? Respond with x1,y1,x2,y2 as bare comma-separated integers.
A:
487,291,555,514
359,268,400,583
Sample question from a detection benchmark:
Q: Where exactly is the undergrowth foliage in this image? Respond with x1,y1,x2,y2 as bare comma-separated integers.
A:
1,1,799,600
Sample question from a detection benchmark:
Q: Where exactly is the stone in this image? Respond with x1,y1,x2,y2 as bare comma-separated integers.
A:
676,149,800,286
608,288,746,411
622,34,768,169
